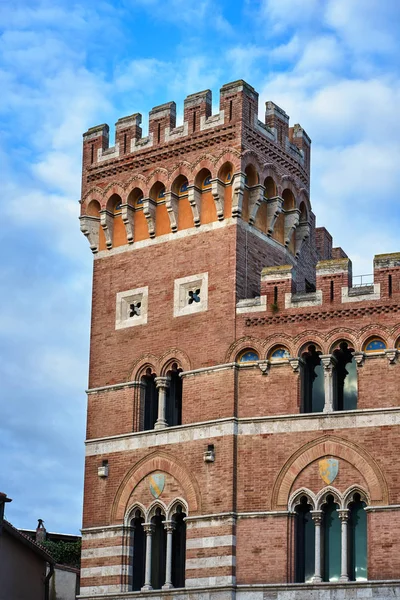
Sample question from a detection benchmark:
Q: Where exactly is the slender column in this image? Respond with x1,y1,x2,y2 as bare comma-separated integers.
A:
321,355,337,413
121,524,134,592
141,523,155,591
339,509,350,582
162,521,176,589
154,377,170,430
311,511,323,583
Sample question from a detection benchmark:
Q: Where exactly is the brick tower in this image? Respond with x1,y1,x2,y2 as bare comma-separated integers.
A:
79,80,400,600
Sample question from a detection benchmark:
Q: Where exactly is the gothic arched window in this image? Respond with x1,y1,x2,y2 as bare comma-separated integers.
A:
171,504,186,588
166,364,183,427
294,496,315,583
322,495,341,582
142,370,158,431
348,493,367,581
301,345,325,413
151,508,167,589
132,510,145,591
333,341,357,410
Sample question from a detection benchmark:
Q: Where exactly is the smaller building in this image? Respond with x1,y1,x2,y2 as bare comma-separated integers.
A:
0,493,55,600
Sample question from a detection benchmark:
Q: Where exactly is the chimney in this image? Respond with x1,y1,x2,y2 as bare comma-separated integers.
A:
36,519,47,544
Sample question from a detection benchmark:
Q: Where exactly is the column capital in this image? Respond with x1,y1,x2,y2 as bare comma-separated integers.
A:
310,510,323,524
143,523,155,534
155,376,170,390
338,508,350,522
320,354,337,371
289,357,304,373
354,351,365,367
163,520,176,532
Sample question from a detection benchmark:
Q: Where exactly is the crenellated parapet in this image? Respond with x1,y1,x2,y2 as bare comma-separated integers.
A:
237,252,400,319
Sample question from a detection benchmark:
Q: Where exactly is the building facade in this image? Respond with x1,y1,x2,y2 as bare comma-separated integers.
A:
78,80,400,600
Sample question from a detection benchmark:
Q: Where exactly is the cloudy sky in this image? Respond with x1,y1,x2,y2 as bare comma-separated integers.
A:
1,0,399,534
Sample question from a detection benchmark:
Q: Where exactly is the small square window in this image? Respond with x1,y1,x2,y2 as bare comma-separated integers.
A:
174,273,208,317
116,286,148,329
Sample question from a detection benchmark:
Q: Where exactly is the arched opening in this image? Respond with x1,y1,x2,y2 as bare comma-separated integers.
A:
264,176,276,199
268,346,290,361
348,493,367,581
282,188,295,210
195,168,216,225
150,181,170,236
142,369,158,431
87,199,101,217
107,193,127,247
127,187,148,241
172,175,192,231
171,504,187,588
151,508,167,590
295,496,315,583
218,162,233,218
322,495,341,582
302,345,325,413
236,349,259,363
166,363,182,427
363,337,387,353
131,509,146,591
332,341,357,410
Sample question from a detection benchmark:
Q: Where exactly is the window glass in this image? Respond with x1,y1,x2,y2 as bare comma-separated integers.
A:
349,497,367,581
323,496,341,582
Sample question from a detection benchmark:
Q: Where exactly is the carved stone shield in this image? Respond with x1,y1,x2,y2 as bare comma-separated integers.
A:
149,473,165,498
319,458,339,485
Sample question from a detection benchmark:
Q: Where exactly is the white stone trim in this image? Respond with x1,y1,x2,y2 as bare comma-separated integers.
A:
186,555,235,570
86,380,141,394
236,296,267,314
181,363,237,378
186,576,236,588
365,504,400,512
342,283,381,303
81,545,129,559
186,535,236,549
131,133,154,152
164,122,189,142
79,584,121,596
85,407,400,456
186,515,236,529
97,144,120,162
81,525,125,539
200,111,225,131
85,419,236,456
285,290,322,309
173,272,208,317
81,565,121,578
115,286,148,329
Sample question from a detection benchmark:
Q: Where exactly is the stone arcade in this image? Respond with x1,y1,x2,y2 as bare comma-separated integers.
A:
78,80,400,600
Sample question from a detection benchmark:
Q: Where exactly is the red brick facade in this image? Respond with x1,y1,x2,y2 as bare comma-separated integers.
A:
78,80,400,599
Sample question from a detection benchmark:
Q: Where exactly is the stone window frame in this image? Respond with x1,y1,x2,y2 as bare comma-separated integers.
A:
115,286,149,329
173,272,208,318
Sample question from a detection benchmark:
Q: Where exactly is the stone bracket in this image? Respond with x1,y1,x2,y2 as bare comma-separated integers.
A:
80,215,100,253
295,221,310,258
143,198,156,238
165,192,179,232
187,185,201,227
121,203,135,244
284,208,300,247
231,172,246,218
211,179,225,221
248,184,265,225
266,196,283,236
100,209,114,249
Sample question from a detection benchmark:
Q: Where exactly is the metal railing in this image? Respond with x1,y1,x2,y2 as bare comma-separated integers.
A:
352,274,374,287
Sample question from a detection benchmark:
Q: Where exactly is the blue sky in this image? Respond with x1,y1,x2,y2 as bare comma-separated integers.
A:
1,0,399,534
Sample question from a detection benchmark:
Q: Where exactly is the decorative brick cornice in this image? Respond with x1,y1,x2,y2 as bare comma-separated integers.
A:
245,302,400,327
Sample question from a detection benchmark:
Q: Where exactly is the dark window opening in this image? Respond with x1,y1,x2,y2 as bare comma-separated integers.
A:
90,144,95,164
192,111,196,132
295,496,315,583
274,285,278,305
132,511,145,591
157,123,161,143
305,279,316,293
333,342,357,410
322,495,341,582
389,274,392,297
171,505,186,588
151,511,166,589
124,133,127,154
143,371,158,431
166,365,182,427
188,289,201,304
348,494,367,581
302,345,325,413
130,301,141,317
229,100,233,121
330,280,334,301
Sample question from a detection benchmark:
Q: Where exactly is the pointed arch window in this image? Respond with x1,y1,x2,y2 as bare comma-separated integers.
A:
151,509,167,589
333,342,357,410
301,345,324,413
348,493,367,581
322,495,341,581
166,364,182,427
131,510,146,591
294,496,315,583
171,504,186,588
142,370,158,431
